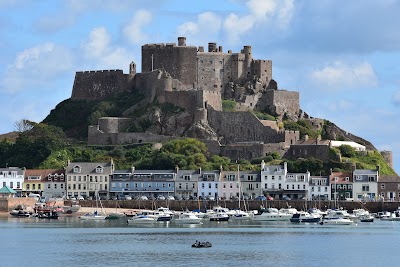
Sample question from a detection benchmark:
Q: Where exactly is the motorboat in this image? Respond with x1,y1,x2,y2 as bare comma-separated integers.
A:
127,214,156,224
174,213,202,224
37,211,59,219
252,208,292,221
321,210,354,225
231,210,252,220
359,214,374,222
192,240,212,248
209,212,230,221
380,212,400,221
290,212,321,223
325,209,358,222
10,210,31,217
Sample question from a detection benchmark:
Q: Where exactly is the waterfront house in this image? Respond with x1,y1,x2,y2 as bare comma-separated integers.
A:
329,171,353,201
0,167,24,197
261,161,287,199
129,169,176,199
352,166,379,201
377,175,400,201
309,175,330,200
24,169,65,199
110,168,133,199
219,167,240,200
65,160,114,199
176,169,200,199
197,170,220,199
284,171,310,200
240,170,262,199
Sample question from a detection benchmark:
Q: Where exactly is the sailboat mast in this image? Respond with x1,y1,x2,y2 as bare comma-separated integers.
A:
238,164,240,210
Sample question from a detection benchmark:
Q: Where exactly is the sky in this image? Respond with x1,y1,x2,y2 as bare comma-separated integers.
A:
0,0,399,174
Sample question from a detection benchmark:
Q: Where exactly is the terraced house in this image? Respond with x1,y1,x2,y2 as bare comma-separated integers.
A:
65,160,114,200
0,167,24,196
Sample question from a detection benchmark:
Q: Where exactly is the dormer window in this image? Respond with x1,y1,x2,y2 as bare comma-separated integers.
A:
345,177,349,181
73,166,81,173
60,173,64,180
95,166,103,173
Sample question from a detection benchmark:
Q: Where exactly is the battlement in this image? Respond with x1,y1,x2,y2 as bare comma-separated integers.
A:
75,69,124,74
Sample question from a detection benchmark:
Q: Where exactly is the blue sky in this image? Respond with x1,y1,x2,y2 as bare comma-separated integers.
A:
0,0,399,173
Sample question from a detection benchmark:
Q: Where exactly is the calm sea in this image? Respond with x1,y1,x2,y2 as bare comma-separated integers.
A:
0,216,399,267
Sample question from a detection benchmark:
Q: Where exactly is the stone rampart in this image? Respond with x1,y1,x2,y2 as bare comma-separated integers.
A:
71,70,134,100
207,110,286,144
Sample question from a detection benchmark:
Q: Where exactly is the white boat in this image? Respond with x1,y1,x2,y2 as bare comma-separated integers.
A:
79,211,107,220
326,209,358,222
321,210,354,225
174,213,202,224
231,210,252,220
320,218,353,225
252,208,292,221
127,214,156,224
209,212,230,221
380,212,400,221
359,214,374,222
79,192,106,220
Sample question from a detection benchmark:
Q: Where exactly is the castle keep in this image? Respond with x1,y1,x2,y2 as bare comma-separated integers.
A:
72,37,302,160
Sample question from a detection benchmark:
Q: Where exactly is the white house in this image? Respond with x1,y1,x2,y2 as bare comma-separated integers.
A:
0,167,25,196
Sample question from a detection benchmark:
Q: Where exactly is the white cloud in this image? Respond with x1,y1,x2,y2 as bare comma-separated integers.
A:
309,61,378,91
392,91,400,106
224,0,294,43
178,12,221,36
123,10,152,45
82,27,111,58
81,27,130,70
1,43,74,93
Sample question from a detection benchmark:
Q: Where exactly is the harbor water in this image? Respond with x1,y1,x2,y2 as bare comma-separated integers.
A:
1,216,399,267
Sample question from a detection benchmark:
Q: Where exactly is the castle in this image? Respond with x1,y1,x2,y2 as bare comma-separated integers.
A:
70,37,322,160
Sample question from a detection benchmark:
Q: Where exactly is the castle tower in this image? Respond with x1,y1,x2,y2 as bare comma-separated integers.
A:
129,61,136,75
178,36,186,46
380,150,393,169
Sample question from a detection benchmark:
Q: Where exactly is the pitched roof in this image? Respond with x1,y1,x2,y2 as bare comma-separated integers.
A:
25,169,65,182
379,175,400,183
0,186,17,194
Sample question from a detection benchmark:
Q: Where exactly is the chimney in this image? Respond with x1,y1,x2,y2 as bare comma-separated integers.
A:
178,36,186,46
131,166,135,174
175,165,179,173
304,135,309,141
376,165,380,175
261,160,265,171
198,167,202,174
352,163,356,172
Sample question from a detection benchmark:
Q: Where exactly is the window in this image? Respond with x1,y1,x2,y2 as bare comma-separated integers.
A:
362,185,370,191
47,184,51,189
272,176,275,180
381,184,385,189
215,183,218,189
38,184,41,190
61,184,64,189
264,183,268,189
26,184,30,190
345,177,349,181
278,184,282,190
73,166,81,173
335,177,339,182
230,183,232,189
292,185,295,190
297,185,300,190
126,183,129,188
31,184,35,190
311,187,314,192
111,183,116,188
368,176,375,182
356,176,363,181
16,182,20,189
95,166,103,173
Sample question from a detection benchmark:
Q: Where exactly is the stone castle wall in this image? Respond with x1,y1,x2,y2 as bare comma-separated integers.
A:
283,144,331,162
256,89,300,119
207,110,288,144
71,70,134,100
